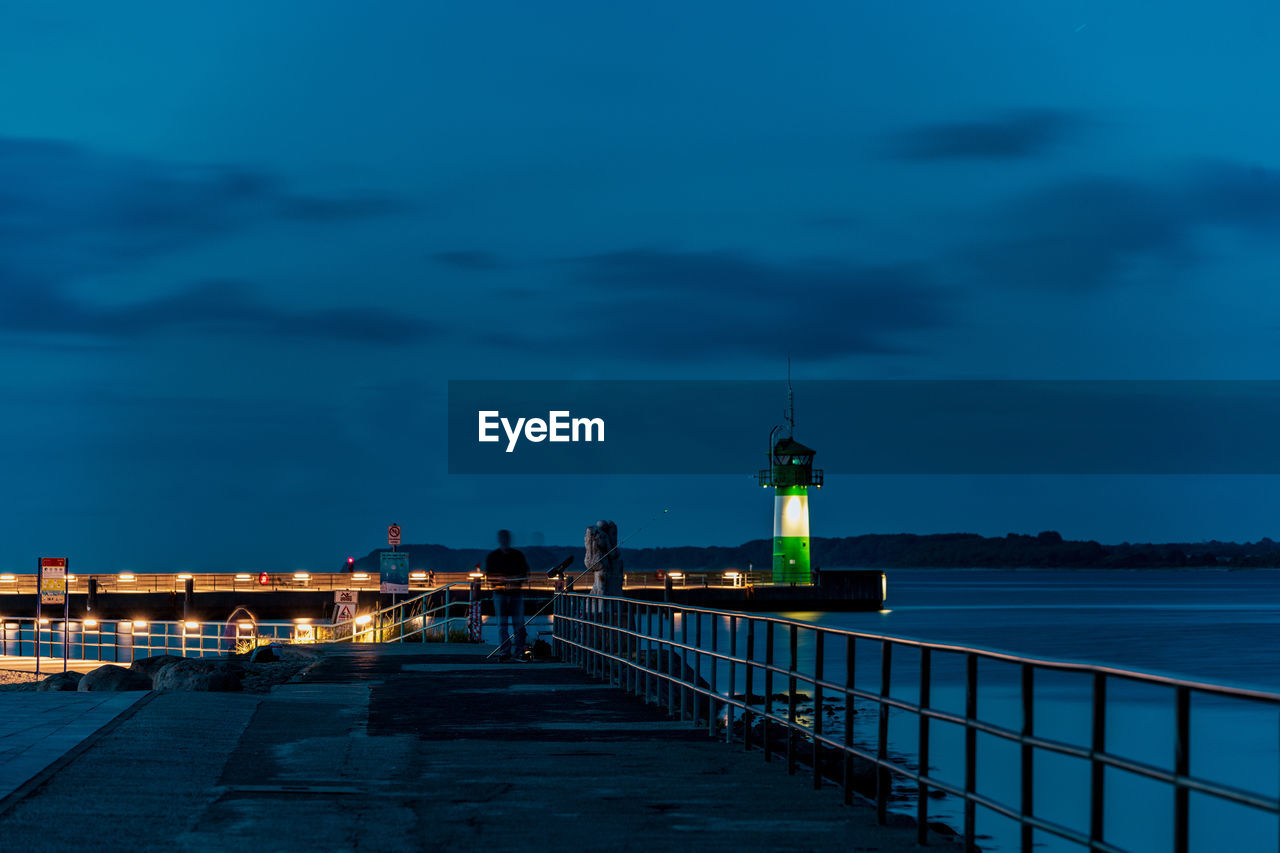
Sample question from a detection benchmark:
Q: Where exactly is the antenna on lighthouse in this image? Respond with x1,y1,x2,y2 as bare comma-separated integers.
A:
785,356,795,437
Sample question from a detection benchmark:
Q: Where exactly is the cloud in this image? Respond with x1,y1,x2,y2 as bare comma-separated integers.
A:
552,249,949,359
0,278,433,343
0,136,418,344
958,162,1280,291
431,250,509,270
882,109,1086,160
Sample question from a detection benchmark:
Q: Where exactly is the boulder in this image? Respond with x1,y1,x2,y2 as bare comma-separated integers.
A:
249,644,279,663
129,654,185,682
37,670,84,692
153,658,243,692
78,664,151,692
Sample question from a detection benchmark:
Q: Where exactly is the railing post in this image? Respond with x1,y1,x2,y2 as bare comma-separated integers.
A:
1090,672,1106,848
764,621,775,762
646,604,655,703
726,615,737,744
670,607,680,712
1020,663,1034,853
695,612,703,726
1174,685,1190,853
813,630,824,791
918,647,932,845
877,640,893,824
787,624,798,775
680,608,689,721
744,619,755,753
708,612,718,737
964,652,977,851
844,635,856,805
552,593,560,660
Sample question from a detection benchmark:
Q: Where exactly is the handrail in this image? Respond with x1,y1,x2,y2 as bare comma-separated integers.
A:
0,616,307,662
322,582,474,643
553,592,1280,853
0,570,762,595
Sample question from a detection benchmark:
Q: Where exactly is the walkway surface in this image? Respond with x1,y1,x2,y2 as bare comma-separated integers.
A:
0,644,960,852
0,691,147,802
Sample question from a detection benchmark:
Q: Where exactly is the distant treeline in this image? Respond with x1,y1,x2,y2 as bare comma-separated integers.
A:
355,532,1280,572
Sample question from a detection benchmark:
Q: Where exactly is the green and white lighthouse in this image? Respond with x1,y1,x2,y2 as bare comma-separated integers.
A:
758,375,822,585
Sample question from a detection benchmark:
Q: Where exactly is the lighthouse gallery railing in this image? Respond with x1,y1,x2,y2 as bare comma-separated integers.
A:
552,592,1280,853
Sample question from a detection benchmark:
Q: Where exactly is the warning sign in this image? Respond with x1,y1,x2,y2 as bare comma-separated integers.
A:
387,524,401,546
334,589,358,604
39,557,67,606
333,603,356,623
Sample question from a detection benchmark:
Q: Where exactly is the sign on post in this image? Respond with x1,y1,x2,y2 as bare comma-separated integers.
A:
387,524,401,547
333,603,356,623
379,551,409,593
39,558,67,605
334,589,358,605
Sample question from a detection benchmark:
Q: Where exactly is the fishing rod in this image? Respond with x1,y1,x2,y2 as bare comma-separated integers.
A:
483,507,672,660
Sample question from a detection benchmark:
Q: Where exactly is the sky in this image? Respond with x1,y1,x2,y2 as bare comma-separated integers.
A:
3,2,1280,572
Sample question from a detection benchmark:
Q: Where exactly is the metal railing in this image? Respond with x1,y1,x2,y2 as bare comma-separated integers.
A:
0,570,768,595
319,584,471,643
0,617,305,663
553,593,1280,853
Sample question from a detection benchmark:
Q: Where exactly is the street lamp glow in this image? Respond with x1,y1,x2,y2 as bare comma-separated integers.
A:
355,614,372,626
293,572,310,580
352,572,369,580
0,575,13,582
118,573,136,582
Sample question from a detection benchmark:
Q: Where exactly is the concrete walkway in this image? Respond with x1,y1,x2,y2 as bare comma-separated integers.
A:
0,690,148,802
0,644,961,852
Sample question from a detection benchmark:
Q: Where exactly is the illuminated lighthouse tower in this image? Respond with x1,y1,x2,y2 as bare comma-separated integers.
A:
758,373,822,585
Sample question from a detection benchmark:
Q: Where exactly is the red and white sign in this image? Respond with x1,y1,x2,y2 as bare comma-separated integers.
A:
258,572,271,586
334,603,356,623
334,589,358,604
39,558,67,605
387,524,401,546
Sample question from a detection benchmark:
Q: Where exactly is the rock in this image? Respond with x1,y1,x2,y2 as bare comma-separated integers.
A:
153,658,243,692
37,670,84,692
248,644,279,663
129,654,185,682
78,664,151,692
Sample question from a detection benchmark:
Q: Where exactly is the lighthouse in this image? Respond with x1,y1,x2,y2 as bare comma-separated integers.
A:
758,372,822,585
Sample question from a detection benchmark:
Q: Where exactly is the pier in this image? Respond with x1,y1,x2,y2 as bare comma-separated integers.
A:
5,586,1278,850
0,644,952,852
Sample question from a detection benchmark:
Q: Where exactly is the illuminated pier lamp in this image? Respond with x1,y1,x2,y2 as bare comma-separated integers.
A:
758,375,822,586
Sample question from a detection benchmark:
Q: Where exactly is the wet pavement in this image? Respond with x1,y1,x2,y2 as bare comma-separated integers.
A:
0,644,959,852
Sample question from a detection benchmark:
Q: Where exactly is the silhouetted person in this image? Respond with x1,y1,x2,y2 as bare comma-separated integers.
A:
485,529,529,661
